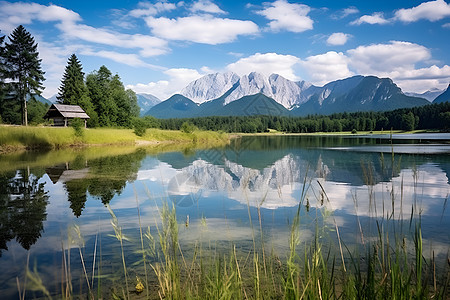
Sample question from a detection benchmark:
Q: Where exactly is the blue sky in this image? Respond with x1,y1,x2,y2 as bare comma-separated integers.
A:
1,0,450,99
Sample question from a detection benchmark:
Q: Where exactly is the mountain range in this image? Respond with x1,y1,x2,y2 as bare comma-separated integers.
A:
145,72,439,118
41,72,449,118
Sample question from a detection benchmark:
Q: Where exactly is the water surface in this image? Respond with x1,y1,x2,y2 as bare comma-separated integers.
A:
1,134,449,298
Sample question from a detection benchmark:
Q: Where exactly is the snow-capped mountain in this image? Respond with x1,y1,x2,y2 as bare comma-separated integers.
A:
224,72,274,105
136,93,161,116
146,72,430,118
180,72,240,103
405,88,445,102
180,71,313,109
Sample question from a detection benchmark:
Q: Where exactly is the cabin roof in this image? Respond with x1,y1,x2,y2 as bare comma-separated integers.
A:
44,104,90,119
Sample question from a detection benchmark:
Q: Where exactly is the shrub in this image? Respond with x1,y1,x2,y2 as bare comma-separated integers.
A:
180,122,197,134
351,128,357,134
71,118,84,137
133,118,146,137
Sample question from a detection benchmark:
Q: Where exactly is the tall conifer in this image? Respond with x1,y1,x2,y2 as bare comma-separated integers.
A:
4,25,45,126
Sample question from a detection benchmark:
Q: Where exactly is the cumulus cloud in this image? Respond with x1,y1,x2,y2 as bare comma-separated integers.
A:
126,68,205,100
226,52,301,81
395,0,450,22
350,12,390,25
299,51,353,86
326,32,350,46
256,0,313,33
145,15,259,44
190,0,225,14
347,41,431,74
345,41,450,93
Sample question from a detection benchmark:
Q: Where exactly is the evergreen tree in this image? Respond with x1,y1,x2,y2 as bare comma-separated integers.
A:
57,54,97,126
4,25,45,126
0,32,7,123
57,54,87,105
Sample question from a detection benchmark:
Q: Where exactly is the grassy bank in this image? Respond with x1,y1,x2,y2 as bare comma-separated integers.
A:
0,125,229,153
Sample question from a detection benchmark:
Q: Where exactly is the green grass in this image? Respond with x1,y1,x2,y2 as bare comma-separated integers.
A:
0,125,229,153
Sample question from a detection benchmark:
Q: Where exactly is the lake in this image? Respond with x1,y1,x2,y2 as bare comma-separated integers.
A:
1,134,449,299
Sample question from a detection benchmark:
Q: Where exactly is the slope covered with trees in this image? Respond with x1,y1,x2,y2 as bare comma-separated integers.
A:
156,102,450,133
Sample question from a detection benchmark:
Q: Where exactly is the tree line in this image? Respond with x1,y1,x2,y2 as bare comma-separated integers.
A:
0,25,139,127
155,102,450,133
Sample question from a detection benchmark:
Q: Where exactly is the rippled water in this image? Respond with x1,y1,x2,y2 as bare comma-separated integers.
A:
0,134,449,298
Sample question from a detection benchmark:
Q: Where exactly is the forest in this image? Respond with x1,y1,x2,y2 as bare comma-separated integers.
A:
156,102,450,133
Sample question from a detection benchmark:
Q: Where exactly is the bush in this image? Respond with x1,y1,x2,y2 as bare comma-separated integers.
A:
180,121,197,134
71,118,84,137
133,118,146,137
351,128,357,134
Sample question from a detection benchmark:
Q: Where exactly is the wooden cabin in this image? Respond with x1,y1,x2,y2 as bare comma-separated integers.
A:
44,104,90,127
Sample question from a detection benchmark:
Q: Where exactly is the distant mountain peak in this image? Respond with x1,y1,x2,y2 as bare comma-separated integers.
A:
180,72,240,103
433,84,450,104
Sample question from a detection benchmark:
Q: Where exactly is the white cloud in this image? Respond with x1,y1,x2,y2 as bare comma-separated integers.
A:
226,52,300,81
326,32,350,46
393,65,450,80
443,22,450,28
256,0,313,33
79,49,164,69
332,7,359,20
57,22,168,57
341,7,359,18
383,65,450,93
347,41,430,74
145,15,259,44
128,1,177,18
299,51,353,86
190,0,225,14
344,41,450,93
0,2,81,32
395,0,450,23
350,12,390,25
126,68,205,100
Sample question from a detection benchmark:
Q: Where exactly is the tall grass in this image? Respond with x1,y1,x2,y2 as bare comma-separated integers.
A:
0,125,229,153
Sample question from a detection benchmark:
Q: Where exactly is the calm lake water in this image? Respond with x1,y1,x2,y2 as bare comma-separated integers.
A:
1,134,449,298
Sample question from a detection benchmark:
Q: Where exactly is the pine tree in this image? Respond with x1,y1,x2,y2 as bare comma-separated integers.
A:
57,54,97,126
4,25,45,126
0,32,6,123
57,54,87,105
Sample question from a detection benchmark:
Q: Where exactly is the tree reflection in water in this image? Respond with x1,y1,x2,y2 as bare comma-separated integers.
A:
0,169,49,256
